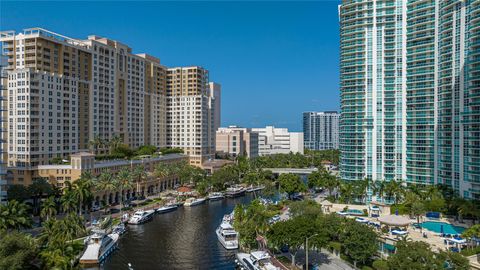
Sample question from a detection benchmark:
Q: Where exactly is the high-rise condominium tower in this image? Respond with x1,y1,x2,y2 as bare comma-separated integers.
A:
0,55,7,203
339,1,479,199
166,67,216,166
303,111,340,150
0,28,217,172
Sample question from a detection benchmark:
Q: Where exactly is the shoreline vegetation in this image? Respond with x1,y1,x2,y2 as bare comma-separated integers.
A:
0,149,479,269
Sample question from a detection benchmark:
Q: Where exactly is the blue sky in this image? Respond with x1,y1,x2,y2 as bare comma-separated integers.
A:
1,1,341,132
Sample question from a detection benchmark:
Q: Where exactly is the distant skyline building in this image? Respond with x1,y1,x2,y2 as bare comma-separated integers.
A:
339,1,479,199
216,126,258,158
209,82,221,132
303,111,339,150
252,126,303,156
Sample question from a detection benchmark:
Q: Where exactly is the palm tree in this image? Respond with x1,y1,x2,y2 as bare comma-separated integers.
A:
155,163,173,192
385,179,403,204
0,200,32,231
132,165,148,196
116,168,134,207
61,190,77,214
96,171,116,212
88,134,105,154
372,180,386,202
340,182,354,204
40,196,57,221
411,200,425,230
458,200,479,224
28,179,53,215
72,173,94,215
108,135,123,154
324,173,339,197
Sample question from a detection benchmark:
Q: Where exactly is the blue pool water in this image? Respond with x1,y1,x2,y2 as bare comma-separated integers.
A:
421,221,466,234
347,209,364,215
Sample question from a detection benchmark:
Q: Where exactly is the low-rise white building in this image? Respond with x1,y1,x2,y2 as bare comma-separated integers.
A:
251,126,303,156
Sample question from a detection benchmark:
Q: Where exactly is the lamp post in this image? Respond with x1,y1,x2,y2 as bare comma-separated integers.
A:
305,233,318,270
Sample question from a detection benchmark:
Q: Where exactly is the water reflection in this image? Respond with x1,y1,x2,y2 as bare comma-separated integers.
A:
98,195,254,270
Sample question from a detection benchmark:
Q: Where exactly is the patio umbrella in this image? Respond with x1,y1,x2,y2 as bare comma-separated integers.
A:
395,209,398,216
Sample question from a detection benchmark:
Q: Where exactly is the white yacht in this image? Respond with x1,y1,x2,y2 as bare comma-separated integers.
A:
208,192,225,201
184,197,207,207
128,210,154,224
215,221,239,250
80,230,119,266
225,186,246,198
246,185,264,193
236,251,280,270
156,204,178,214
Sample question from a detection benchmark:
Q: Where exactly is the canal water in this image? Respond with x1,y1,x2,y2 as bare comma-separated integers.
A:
100,194,255,270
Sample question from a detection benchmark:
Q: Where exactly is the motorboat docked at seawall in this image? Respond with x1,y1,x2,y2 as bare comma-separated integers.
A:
225,186,246,198
216,221,238,249
128,210,155,224
184,197,207,207
246,185,264,193
156,204,178,214
236,250,280,270
208,192,225,201
80,230,119,266
112,223,127,235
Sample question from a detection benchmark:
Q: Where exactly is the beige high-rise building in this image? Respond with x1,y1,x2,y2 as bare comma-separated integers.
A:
216,126,258,158
166,67,216,165
0,28,219,186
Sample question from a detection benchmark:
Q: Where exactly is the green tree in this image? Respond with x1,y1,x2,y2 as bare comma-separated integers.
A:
209,165,238,190
278,173,306,199
411,200,425,229
462,224,480,240
88,134,105,154
232,200,273,250
372,260,389,270
387,241,442,270
307,170,324,190
288,200,322,219
0,200,32,231
384,180,403,204
132,165,148,196
72,173,94,215
40,196,57,221
28,179,53,215
96,171,117,213
267,216,321,266
438,251,470,270
372,181,386,202
135,145,157,156
108,135,123,153
6,185,31,202
111,144,134,158
340,220,377,267
60,190,77,214
458,200,479,224
0,231,39,270
340,181,355,204
116,168,134,206
196,180,209,197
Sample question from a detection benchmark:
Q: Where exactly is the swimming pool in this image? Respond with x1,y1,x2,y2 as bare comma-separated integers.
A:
347,209,364,215
420,221,466,235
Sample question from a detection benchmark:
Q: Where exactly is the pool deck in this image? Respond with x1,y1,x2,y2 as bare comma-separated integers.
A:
315,198,473,253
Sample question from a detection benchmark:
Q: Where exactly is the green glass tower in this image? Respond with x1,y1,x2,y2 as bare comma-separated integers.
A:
340,0,479,199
